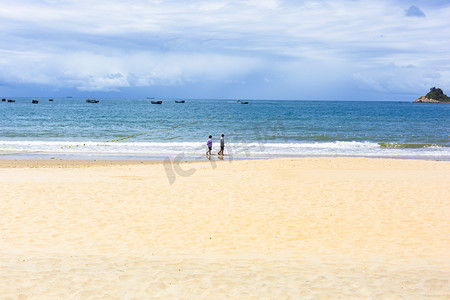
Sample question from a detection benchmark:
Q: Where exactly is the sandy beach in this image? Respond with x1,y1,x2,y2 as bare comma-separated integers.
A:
0,157,449,299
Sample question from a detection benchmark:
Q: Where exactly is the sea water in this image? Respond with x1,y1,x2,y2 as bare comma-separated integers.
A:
0,98,449,160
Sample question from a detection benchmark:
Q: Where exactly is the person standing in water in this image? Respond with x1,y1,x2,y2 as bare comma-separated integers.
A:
206,135,212,155
218,134,225,156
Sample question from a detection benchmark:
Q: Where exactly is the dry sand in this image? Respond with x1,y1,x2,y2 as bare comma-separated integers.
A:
0,157,449,299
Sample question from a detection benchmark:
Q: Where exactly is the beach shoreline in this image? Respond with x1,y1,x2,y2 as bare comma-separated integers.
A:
1,157,449,298
1,149,449,163
0,154,448,164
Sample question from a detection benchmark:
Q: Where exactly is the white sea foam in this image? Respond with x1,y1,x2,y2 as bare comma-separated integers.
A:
0,140,448,160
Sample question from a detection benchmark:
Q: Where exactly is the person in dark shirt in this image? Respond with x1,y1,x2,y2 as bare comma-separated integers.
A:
218,134,225,156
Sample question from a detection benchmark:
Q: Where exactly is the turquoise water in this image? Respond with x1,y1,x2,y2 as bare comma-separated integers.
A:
1,98,449,160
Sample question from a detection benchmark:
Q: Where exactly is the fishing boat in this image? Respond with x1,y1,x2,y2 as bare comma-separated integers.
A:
175,100,185,103
1,98,5,102
86,99,99,103
32,99,39,104
237,100,248,104
151,100,163,104
7,99,15,102
49,98,54,102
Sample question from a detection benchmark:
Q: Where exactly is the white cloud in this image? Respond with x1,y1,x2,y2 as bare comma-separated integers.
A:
0,0,449,98
0,48,262,91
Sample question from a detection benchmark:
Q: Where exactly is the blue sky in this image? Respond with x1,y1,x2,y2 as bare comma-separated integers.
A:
0,0,449,100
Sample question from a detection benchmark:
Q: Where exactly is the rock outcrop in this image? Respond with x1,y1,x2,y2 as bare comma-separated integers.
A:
412,96,442,103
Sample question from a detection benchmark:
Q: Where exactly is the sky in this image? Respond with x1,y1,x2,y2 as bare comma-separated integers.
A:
0,0,449,100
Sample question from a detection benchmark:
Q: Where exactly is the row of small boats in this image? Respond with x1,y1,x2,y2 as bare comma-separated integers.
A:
3,98,248,104
152,100,185,104
2,98,186,104
3,98,97,104
2,98,54,103
88,99,185,104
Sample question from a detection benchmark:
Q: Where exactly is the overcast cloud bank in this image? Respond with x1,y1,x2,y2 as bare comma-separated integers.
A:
1,0,449,100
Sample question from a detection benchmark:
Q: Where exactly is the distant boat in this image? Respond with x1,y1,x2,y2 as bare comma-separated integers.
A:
86,99,99,103
7,99,15,102
32,99,39,104
66,96,73,98
49,98,54,102
237,100,248,104
175,100,185,103
147,97,155,99
151,100,162,104
1,98,5,102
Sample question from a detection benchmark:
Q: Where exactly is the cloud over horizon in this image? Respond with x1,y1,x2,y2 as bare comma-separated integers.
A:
1,0,450,100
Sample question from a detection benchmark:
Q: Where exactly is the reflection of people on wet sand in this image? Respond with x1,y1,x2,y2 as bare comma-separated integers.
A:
206,135,212,156
218,134,225,156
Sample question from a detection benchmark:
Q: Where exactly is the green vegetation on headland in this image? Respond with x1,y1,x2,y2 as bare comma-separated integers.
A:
413,87,450,103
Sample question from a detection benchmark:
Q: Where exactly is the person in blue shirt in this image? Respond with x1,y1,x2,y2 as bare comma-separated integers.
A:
206,135,212,155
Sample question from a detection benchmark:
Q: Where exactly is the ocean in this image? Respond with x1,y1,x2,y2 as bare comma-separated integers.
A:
1,98,449,160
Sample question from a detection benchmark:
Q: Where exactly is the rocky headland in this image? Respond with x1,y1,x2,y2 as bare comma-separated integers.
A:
413,87,450,103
